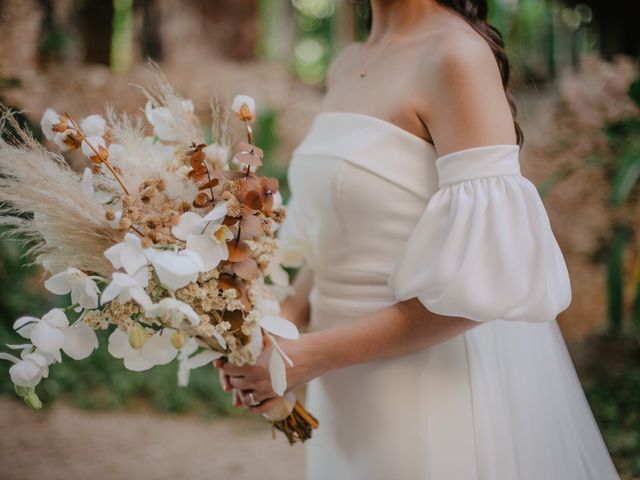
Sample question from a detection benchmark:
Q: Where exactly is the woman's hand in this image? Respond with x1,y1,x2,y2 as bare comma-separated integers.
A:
215,333,325,414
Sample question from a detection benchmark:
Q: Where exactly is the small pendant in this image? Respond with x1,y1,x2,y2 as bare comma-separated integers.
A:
359,73,366,79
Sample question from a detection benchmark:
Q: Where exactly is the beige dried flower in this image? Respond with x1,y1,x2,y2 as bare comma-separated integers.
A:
178,201,191,214
119,216,132,231
197,269,219,283
226,196,242,218
144,215,162,231
161,209,179,227
272,208,286,224
83,310,109,330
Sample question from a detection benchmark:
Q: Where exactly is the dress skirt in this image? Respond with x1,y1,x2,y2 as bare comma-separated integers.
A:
302,270,619,480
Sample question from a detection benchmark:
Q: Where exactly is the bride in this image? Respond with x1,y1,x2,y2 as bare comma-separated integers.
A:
217,0,621,478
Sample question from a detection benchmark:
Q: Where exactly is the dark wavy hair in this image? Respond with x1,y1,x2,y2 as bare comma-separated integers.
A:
436,0,523,145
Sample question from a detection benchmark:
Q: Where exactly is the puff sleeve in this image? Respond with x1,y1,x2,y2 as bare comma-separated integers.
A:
388,145,572,323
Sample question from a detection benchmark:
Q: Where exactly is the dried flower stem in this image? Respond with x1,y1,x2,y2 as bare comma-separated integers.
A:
64,113,131,196
235,225,242,246
244,123,253,177
129,225,146,237
271,401,319,445
205,169,216,202
151,229,186,246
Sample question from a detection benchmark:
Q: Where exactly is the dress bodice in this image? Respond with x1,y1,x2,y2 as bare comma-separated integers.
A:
286,112,439,278
280,111,571,324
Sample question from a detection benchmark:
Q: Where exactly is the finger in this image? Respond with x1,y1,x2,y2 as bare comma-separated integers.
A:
240,389,267,406
221,362,248,376
218,368,231,392
239,390,257,407
232,388,243,408
228,375,250,390
248,396,281,414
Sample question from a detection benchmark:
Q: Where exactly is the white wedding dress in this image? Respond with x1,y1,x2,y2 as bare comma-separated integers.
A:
277,111,620,480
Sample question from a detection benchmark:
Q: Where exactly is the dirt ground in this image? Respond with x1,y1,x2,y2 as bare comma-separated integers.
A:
0,398,305,480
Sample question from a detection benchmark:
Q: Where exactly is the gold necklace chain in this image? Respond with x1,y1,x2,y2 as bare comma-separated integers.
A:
357,37,396,79
356,16,439,79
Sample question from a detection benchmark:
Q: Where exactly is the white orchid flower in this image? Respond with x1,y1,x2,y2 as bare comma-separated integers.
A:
260,317,299,341
104,233,156,287
151,249,205,290
277,233,307,269
101,272,152,309
36,253,68,275
259,316,299,396
177,338,224,387
108,328,178,372
265,283,295,303
79,114,106,137
13,308,98,362
0,345,52,388
145,99,194,142
44,267,100,310
275,199,308,269
61,321,99,360
269,348,288,396
266,251,290,287
145,298,200,328
81,168,112,204
172,202,232,271
81,135,107,159
13,309,68,362
254,294,281,317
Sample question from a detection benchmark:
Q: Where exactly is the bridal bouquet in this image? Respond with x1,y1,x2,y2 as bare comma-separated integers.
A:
0,76,317,444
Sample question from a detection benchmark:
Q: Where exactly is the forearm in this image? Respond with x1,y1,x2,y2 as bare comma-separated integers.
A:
280,263,314,329
299,297,478,377
226,297,478,411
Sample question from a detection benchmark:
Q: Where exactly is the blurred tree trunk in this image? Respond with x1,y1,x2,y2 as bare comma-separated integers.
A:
136,0,163,61
76,0,114,65
192,0,259,61
0,0,42,78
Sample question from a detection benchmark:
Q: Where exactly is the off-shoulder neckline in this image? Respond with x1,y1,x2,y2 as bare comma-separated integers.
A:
316,111,435,149
315,111,520,160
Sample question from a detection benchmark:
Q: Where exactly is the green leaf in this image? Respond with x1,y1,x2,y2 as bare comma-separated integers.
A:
610,149,640,206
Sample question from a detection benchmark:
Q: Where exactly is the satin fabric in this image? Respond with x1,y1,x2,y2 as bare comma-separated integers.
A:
278,111,619,480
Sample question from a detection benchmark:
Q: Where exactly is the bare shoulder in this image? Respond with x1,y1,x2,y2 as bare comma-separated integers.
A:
414,22,516,153
421,25,502,91
326,42,361,89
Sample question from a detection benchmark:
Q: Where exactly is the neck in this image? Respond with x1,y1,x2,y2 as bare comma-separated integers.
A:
368,0,441,43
